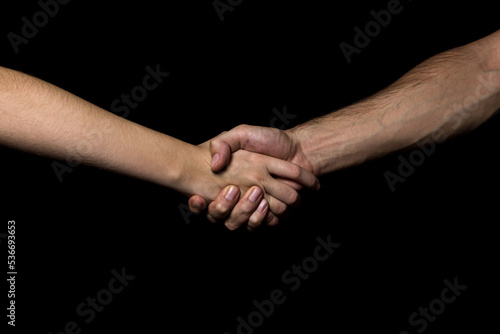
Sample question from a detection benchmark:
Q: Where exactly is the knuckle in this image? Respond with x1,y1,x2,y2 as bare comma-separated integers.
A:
214,202,229,216
233,124,250,139
248,172,266,187
269,199,287,216
236,124,250,133
288,191,300,205
248,215,263,227
224,221,240,231
209,137,220,148
290,165,302,179
248,154,262,165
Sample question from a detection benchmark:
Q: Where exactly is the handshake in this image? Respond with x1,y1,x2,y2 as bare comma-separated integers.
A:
188,124,321,231
1,30,499,231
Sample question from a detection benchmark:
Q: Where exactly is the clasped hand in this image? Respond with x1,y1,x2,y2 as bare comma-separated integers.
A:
189,125,318,231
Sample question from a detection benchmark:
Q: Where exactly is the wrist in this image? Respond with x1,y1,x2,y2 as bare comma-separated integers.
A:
286,126,321,175
289,112,382,176
174,144,227,200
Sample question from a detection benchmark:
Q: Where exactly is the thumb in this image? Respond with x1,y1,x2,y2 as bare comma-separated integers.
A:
209,125,280,172
188,195,208,214
209,128,245,172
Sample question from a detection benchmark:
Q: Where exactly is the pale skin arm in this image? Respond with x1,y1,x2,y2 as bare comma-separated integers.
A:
0,66,319,229
190,29,500,225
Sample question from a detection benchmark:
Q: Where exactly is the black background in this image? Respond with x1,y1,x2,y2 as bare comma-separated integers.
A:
1,0,499,333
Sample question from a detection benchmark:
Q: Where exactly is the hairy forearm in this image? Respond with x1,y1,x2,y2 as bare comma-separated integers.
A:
0,66,219,196
292,31,500,176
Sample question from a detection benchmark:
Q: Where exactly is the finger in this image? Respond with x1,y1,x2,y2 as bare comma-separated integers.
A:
224,186,264,231
210,126,252,172
262,177,302,207
188,195,207,214
206,186,241,223
265,211,280,226
247,199,269,232
210,134,232,172
266,158,320,190
274,177,303,191
266,196,289,218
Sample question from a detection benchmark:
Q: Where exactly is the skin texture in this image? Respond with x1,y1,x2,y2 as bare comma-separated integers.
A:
0,66,320,226
189,29,500,230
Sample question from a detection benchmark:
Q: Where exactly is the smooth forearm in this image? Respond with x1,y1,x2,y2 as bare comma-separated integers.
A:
292,31,500,176
0,66,220,195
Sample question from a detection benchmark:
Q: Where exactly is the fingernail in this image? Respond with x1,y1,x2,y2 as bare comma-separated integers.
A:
225,186,238,201
256,199,268,212
212,153,220,168
249,187,262,203
192,202,203,211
